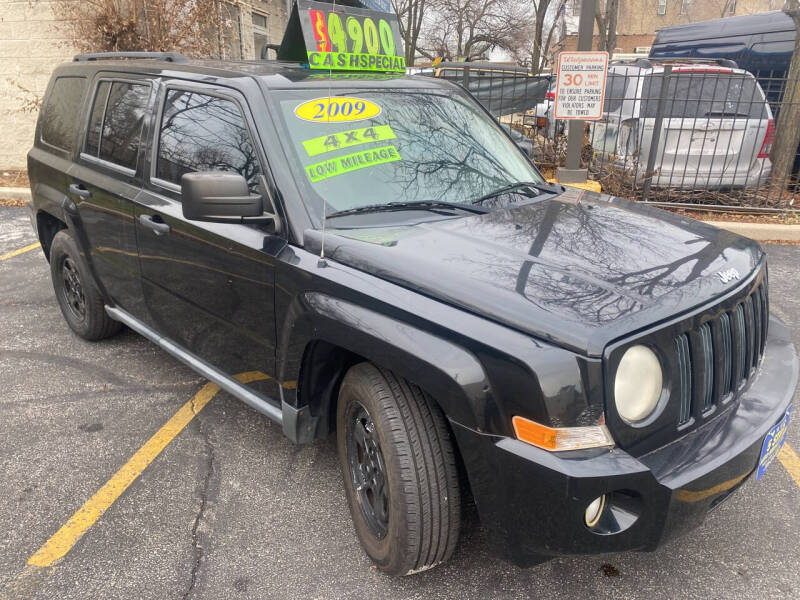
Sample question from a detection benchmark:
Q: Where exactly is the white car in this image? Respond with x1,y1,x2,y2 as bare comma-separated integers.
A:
590,60,774,189
532,80,561,139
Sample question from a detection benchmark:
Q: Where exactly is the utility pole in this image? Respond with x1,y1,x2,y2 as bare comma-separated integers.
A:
558,0,596,184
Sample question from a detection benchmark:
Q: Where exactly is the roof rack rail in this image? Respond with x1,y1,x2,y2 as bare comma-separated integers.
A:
615,57,739,69
73,52,189,63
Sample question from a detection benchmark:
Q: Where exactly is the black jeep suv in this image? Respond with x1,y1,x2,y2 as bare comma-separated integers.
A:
28,52,797,576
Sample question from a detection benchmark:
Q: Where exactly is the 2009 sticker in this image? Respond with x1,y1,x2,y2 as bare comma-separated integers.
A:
302,125,396,157
295,96,381,123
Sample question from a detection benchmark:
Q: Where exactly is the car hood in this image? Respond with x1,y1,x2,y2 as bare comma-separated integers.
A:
306,189,764,356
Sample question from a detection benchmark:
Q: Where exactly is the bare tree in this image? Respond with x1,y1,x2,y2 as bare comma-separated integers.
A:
528,0,565,74
419,0,534,62
770,0,800,203
594,0,619,54
51,0,241,58
392,0,428,66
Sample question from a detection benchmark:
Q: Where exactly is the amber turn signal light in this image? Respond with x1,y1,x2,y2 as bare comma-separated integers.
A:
511,415,614,452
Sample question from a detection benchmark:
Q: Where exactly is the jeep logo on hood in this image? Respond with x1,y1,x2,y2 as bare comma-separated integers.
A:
716,268,741,284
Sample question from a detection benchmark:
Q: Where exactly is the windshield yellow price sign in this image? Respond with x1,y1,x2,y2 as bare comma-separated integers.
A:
306,145,401,182
294,97,382,123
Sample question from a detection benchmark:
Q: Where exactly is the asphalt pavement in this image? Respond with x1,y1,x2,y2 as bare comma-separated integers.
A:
1,204,799,600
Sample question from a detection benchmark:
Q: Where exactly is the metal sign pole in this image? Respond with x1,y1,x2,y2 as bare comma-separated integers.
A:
558,0,597,184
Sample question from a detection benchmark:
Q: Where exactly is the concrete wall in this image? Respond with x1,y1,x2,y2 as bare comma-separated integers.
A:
0,0,77,169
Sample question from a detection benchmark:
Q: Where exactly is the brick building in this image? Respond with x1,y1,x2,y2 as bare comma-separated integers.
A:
0,0,289,169
553,0,784,57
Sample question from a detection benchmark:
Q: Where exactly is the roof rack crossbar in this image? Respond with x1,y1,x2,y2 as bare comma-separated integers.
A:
73,52,189,63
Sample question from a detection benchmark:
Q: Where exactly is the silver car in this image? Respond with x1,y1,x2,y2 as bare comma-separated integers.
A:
591,61,774,189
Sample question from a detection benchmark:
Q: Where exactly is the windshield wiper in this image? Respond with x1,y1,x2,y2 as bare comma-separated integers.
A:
327,200,489,219
472,181,556,205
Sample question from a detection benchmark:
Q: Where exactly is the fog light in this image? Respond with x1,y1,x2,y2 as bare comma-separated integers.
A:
585,495,606,527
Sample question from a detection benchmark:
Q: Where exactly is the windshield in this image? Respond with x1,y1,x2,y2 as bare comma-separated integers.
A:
273,87,544,224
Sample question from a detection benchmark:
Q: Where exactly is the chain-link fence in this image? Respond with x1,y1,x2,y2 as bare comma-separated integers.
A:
428,59,800,213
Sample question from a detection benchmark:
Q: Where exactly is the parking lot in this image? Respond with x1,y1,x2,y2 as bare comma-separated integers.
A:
0,203,799,600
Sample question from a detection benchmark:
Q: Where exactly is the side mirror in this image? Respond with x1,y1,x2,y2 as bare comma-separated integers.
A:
181,171,279,230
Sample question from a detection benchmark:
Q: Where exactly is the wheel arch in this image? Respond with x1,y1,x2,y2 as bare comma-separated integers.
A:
35,209,67,261
281,293,493,441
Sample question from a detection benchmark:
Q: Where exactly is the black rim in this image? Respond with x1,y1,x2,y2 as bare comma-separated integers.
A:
61,257,86,321
346,402,389,539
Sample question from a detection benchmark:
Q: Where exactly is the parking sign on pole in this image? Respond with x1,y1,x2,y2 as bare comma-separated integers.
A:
554,51,609,120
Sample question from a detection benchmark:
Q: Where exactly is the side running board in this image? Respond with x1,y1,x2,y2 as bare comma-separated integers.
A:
105,305,284,425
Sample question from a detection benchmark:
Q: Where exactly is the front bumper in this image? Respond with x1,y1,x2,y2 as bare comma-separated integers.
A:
452,316,798,567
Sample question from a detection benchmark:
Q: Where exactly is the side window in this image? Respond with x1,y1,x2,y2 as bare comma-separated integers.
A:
41,76,87,152
156,90,262,191
603,73,630,113
85,81,110,156
83,80,150,171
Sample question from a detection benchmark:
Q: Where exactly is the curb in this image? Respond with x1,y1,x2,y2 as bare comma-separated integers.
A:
0,187,31,202
706,221,800,243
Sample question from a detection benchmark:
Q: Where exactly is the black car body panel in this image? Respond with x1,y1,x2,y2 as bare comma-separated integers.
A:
453,315,796,566
27,55,799,567
305,189,762,357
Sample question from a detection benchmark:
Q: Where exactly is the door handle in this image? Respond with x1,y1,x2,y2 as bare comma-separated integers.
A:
139,214,171,236
68,183,91,199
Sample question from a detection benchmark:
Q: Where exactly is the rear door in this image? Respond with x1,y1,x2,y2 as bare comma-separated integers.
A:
133,81,284,399
637,69,769,186
71,75,154,318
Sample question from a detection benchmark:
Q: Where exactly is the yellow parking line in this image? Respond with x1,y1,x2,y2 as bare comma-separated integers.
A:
779,443,800,489
0,241,40,261
27,371,270,568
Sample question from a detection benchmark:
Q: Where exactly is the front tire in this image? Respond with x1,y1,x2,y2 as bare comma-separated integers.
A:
337,363,461,576
49,230,121,341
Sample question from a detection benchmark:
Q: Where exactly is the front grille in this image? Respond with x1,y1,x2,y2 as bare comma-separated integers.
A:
674,279,769,426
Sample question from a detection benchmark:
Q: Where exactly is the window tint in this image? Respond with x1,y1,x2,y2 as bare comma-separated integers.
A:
156,90,261,191
98,82,150,170
41,77,87,152
85,81,111,156
640,72,767,119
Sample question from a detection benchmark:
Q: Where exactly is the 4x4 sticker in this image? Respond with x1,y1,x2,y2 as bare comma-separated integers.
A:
306,145,400,182
295,96,381,123
302,125,396,157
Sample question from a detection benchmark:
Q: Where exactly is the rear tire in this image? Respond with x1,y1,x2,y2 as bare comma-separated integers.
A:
337,363,461,576
49,230,121,341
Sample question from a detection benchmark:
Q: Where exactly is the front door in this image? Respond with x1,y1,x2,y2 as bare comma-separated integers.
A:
134,83,285,399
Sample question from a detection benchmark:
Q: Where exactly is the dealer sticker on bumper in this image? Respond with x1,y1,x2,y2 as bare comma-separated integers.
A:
757,405,792,480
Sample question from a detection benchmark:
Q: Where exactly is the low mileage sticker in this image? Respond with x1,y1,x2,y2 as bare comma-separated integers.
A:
306,145,401,182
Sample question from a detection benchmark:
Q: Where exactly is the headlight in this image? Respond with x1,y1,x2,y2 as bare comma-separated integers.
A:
614,345,663,424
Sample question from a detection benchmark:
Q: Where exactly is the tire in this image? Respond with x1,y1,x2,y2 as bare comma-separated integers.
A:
336,363,461,576
49,230,121,341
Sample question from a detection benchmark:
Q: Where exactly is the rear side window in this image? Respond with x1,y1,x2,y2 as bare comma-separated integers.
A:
155,90,261,191
84,80,151,171
41,77,87,152
603,73,630,113
640,72,767,119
